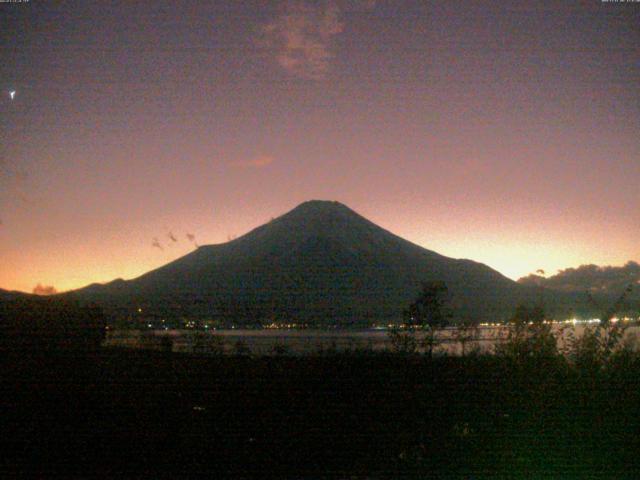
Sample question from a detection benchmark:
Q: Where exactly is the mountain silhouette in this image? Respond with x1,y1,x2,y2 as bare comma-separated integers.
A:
75,200,578,326
0,288,29,301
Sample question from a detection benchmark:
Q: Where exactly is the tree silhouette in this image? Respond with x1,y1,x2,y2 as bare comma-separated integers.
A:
510,303,545,325
406,281,452,358
407,281,452,329
587,283,633,325
576,284,635,364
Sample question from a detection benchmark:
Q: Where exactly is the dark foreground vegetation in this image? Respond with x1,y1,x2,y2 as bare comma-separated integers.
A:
1,282,638,477
1,344,639,479
0,295,106,352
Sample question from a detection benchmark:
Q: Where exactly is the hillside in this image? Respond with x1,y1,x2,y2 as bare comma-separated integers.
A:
519,262,639,318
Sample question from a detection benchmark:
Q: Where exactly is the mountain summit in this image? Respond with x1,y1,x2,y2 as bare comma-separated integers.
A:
76,201,552,325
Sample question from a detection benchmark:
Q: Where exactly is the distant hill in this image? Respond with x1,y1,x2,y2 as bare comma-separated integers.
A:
74,200,589,326
0,288,30,301
0,293,106,351
518,261,639,293
519,262,640,317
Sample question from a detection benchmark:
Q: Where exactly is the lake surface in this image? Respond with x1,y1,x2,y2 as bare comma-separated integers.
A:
104,324,640,356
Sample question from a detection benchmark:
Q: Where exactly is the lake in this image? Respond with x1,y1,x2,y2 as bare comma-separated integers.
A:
104,323,640,356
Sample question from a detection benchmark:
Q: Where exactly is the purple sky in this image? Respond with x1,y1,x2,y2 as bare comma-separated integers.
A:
1,0,638,293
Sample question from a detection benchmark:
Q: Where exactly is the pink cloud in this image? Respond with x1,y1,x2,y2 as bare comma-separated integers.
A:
33,283,58,296
259,2,345,79
232,155,275,169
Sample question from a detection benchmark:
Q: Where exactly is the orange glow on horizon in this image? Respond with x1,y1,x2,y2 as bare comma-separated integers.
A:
1,2,637,297
2,207,635,295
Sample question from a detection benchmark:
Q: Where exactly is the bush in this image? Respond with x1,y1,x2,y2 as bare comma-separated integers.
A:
494,304,560,362
453,320,479,356
271,341,291,356
192,332,225,355
565,322,632,372
314,339,338,355
388,327,417,355
233,339,252,356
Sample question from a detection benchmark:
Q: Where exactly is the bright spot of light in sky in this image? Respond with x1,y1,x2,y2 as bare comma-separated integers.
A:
9,90,16,100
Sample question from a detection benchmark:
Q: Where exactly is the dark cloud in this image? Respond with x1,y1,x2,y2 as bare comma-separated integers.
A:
33,284,57,296
186,232,199,248
152,237,164,251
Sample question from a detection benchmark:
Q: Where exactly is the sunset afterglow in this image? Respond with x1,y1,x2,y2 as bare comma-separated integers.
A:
1,1,637,294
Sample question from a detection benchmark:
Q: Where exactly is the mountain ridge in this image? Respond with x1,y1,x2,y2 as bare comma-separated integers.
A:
72,200,570,325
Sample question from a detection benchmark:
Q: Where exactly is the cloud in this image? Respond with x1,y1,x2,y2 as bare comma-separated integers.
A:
260,1,346,79
186,232,199,248
33,284,57,296
152,237,164,251
232,154,275,169
167,231,178,243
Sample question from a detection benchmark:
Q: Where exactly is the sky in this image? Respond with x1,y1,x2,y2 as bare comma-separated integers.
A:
0,0,638,294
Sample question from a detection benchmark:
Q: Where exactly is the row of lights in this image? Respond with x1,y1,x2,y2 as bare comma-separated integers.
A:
264,323,307,329
478,317,637,327
136,306,637,330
